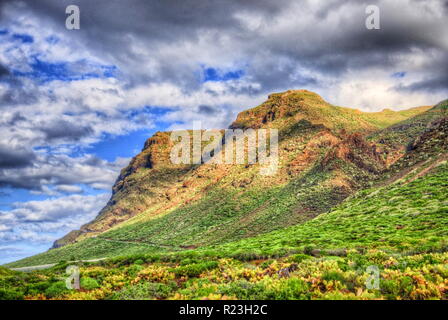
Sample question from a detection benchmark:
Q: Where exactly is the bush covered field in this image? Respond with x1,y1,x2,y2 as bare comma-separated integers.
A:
2,163,447,300
1,250,447,300
2,97,447,300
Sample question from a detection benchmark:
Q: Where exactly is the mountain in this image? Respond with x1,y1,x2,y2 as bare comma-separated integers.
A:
51,90,427,248
6,90,447,268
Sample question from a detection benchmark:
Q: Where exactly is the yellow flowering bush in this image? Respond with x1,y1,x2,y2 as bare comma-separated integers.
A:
132,265,175,284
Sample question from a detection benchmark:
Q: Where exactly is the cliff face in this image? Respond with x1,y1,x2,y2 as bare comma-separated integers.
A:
52,90,442,249
53,131,189,248
112,132,175,194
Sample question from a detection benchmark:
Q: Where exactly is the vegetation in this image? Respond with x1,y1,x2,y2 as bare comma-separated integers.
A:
2,91,447,300
2,162,447,300
2,250,447,300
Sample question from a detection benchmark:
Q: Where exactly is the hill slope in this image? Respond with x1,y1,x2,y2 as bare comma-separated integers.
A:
3,141,447,300
49,90,434,247
6,91,447,268
53,90,434,248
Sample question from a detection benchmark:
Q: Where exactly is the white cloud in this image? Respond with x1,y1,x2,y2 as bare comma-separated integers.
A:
55,185,83,194
319,68,448,111
0,193,110,243
0,154,130,192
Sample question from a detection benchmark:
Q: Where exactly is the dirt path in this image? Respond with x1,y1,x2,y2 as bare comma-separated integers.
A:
99,237,182,249
9,238,185,272
9,258,107,272
405,154,447,184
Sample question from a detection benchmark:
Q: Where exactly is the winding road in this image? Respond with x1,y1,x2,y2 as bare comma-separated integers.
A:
8,237,185,272
9,258,107,272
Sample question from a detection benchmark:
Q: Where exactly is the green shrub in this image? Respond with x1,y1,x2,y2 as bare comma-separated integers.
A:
145,254,161,263
231,251,261,261
270,278,310,300
289,254,312,264
219,278,310,300
179,258,198,266
322,271,345,282
218,280,265,299
109,282,173,300
381,276,414,299
260,260,274,269
81,277,100,290
26,281,51,295
0,288,24,300
303,246,315,256
126,264,144,277
45,281,69,298
173,261,219,277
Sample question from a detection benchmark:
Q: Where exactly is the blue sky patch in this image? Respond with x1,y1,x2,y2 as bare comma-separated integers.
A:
102,65,119,78
12,57,118,82
0,188,49,210
88,129,157,161
12,33,34,43
87,107,171,161
45,35,59,44
203,67,244,82
392,71,406,78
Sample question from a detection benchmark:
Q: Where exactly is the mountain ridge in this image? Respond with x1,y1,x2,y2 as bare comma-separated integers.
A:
24,91,439,262
52,90,436,249
4,118,447,300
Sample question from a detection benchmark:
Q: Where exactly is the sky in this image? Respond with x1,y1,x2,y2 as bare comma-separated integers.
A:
0,0,447,264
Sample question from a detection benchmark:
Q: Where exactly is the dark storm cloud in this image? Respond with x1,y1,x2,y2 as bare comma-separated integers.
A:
0,145,35,169
398,74,448,92
0,173,44,190
6,112,27,126
0,0,443,95
38,120,94,142
0,154,127,191
1,0,285,89
0,1,333,91
0,78,40,107
240,1,446,84
0,63,9,77
18,0,282,34
198,105,218,116
395,53,448,93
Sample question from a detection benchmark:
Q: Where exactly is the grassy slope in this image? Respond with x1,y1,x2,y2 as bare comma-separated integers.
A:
3,116,447,300
194,117,448,258
6,93,444,268
205,162,448,257
7,158,447,268
358,106,432,129
2,164,447,300
71,90,431,243
369,100,447,154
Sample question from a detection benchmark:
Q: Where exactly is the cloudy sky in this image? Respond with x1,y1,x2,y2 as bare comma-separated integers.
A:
0,0,447,264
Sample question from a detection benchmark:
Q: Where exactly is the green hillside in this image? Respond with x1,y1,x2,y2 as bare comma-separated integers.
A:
3,154,447,300
5,94,447,268
49,91,437,249
205,160,448,257
369,99,448,163
3,92,447,300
